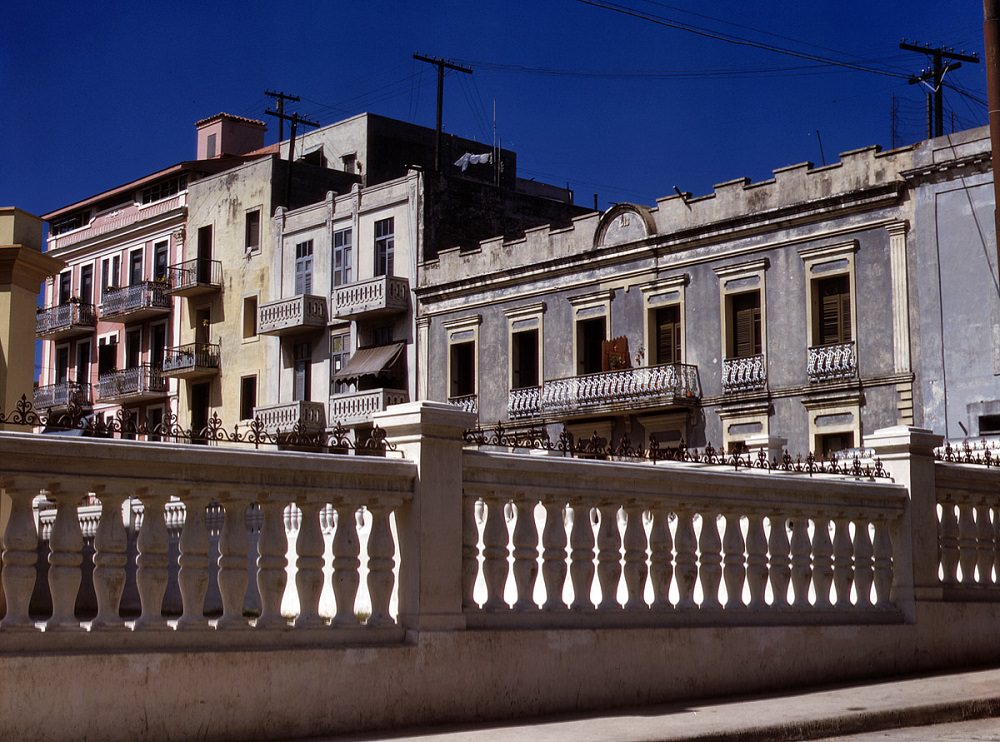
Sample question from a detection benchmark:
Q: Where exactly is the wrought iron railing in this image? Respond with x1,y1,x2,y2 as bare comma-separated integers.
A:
258,294,328,334
332,275,409,319
536,363,701,416
35,302,97,336
166,258,222,292
722,354,767,393
97,364,166,401
100,281,170,319
449,394,478,415
807,341,857,382
34,382,92,410
162,343,221,374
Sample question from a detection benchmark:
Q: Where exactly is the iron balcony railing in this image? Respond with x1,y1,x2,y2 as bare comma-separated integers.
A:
524,362,701,418
35,302,97,338
162,343,221,376
258,294,328,336
722,354,767,393
807,341,857,382
34,382,92,410
165,258,222,295
332,275,409,320
97,364,166,402
99,281,170,320
329,388,409,426
253,400,328,435
448,394,478,415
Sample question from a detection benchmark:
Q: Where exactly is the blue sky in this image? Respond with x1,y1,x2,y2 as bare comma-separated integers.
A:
0,1,989,217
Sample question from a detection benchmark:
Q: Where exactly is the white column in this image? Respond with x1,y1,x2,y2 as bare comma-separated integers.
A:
887,221,911,374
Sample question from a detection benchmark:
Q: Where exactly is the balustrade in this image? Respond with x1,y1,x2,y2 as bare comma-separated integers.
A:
99,281,170,321
722,354,767,393
35,302,97,339
807,341,857,382
332,275,409,320
258,294,328,336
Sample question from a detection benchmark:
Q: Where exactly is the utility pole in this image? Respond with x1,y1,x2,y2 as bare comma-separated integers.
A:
900,40,979,138
265,90,301,142
984,1,1000,274
413,54,473,173
265,108,320,207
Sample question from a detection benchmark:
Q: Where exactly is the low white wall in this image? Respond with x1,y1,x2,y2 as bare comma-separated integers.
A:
3,600,1000,742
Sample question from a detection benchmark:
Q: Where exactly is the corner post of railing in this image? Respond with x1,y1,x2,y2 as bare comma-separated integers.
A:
374,401,476,633
866,425,944,621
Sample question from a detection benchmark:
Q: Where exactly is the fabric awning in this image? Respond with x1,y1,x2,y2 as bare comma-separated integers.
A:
334,342,405,381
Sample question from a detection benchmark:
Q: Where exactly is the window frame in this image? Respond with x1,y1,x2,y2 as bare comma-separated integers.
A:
568,290,613,377
443,316,481,402
714,259,769,362
799,241,858,350
640,275,687,367
505,303,546,391
333,227,353,287
374,217,395,277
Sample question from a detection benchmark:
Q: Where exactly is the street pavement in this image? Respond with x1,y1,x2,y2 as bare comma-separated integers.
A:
299,665,1000,741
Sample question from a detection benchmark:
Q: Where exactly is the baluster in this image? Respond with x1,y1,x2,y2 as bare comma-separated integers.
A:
745,512,768,610
812,516,834,609
1,482,39,631
993,505,1000,586
852,518,875,608
482,496,510,611
873,517,893,607
939,502,959,584
511,496,539,611
789,515,812,608
175,494,210,629
255,500,288,629
623,503,648,611
569,500,596,611
648,506,673,610
541,501,568,611
462,496,480,609
216,498,250,629
46,486,83,631
768,515,791,608
91,487,128,630
332,504,361,627
699,512,723,610
294,501,325,628
674,509,697,609
134,491,169,630
366,505,396,627
976,503,994,585
722,511,746,610
958,501,978,584
832,517,854,607
596,504,622,611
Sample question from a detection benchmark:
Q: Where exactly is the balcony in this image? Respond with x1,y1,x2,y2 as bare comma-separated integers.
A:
807,341,857,383
34,382,93,411
165,259,222,297
162,343,220,380
258,294,328,336
722,354,767,394
100,281,171,322
332,276,409,320
329,388,408,426
448,394,478,415
36,302,97,340
97,364,167,403
253,400,327,435
529,362,701,418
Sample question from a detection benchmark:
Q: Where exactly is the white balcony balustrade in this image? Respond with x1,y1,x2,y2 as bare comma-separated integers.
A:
253,400,327,435
258,295,328,336
722,354,767,393
329,389,408,426
332,276,409,320
448,394,478,415
807,341,857,382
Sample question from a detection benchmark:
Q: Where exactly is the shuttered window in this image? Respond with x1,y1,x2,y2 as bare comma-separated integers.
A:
655,306,681,364
731,292,761,358
294,240,314,295
817,275,851,345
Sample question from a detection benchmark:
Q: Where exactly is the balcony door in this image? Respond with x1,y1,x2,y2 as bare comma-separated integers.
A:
197,226,213,283
577,317,605,376
655,306,681,365
80,265,93,305
293,342,312,401
150,323,166,370
58,272,71,305
195,308,211,345
98,336,117,375
125,328,142,369
154,242,169,283
729,292,762,359
129,250,143,286
55,346,70,384
295,241,314,295
190,382,210,445
76,341,91,385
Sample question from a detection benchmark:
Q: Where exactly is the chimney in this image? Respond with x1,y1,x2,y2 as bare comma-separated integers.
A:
195,113,267,160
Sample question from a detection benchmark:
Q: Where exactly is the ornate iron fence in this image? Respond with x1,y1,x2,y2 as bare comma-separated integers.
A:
936,438,1000,468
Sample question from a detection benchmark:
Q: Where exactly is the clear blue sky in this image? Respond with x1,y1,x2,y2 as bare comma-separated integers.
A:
0,1,989,218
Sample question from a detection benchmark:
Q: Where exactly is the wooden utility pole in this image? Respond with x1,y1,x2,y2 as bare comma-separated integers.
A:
265,108,320,207
413,54,473,172
985,1,1000,272
900,41,979,138
265,90,301,142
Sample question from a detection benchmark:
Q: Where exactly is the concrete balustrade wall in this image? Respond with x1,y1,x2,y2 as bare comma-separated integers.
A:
3,406,1000,742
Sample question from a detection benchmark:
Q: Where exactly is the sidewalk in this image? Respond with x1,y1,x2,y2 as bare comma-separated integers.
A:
305,665,1000,742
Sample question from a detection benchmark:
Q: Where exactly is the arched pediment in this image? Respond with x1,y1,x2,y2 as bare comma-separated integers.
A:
594,203,657,249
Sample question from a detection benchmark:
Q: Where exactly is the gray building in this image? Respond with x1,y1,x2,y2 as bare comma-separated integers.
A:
417,126,999,456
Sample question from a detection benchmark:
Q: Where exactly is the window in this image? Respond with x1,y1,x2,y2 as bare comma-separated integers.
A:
80,265,93,305
58,272,72,305
815,274,852,346
330,332,351,395
728,292,762,359
139,176,187,205
240,376,257,421
577,317,606,375
206,134,217,159
817,432,854,458
51,211,88,235
374,218,394,277
450,342,475,397
150,323,166,370
98,336,117,375
101,255,120,298
76,341,91,383
654,305,681,365
293,343,312,402
154,241,169,282
242,296,258,339
197,225,213,283
342,153,357,174
333,228,353,287
245,209,261,252
129,249,143,286
294,240,314,294
55,346,70,383
373,325,392,347
148,407,164,442
125,328,142,369
511,330,539,389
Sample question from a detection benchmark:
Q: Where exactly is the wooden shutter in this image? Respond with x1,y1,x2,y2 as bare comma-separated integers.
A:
818,276,851,344
731,292,761,358
656,306,681,364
